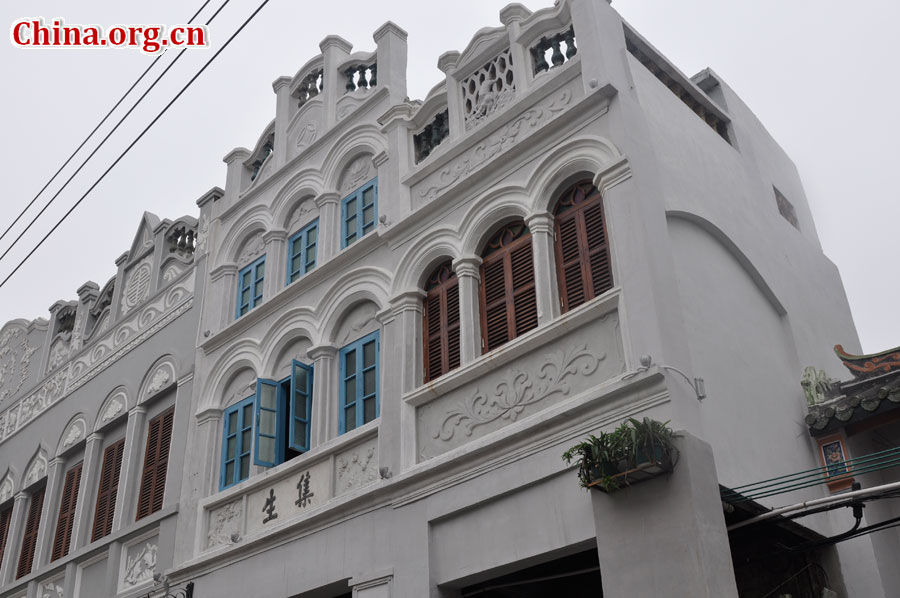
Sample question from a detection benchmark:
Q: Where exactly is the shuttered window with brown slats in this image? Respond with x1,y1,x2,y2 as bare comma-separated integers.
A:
16,486,45,579
423,261,461,383
51,462,82,561
92,439,125,541
553,181,613,313
479,223,538,353
0,505,12,572
136,407,174,520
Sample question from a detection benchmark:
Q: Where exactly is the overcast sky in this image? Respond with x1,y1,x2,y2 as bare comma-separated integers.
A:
1,0,897,359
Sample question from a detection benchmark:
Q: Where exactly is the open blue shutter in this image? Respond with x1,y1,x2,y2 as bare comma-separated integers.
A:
289,361,313,452
254,379,280,467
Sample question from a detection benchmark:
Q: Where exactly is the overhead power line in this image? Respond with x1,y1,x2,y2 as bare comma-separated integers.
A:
0,0,213,246
0,0,272,290
0,0,233,267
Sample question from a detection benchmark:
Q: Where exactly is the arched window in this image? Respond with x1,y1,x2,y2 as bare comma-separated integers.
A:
480,222,538,352
423,262,460,383
553,181,613,312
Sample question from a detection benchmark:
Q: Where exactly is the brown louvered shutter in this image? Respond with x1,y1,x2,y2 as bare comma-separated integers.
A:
51,462,82,561
136,407,174,520
554,181,613,312
0,505,12,571
16,486,45,579
423,262,461,383
480,223,537,352
92,439,124,541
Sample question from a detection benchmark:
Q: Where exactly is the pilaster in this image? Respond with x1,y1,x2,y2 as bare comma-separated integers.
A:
314,192,341,264
33,457,64,568
272,76,293,169
319,36,353,129
0,493,29,584
373,22,408,103
263,230,288,299
308,344,339,446
389,291,426,471
437,52,464,142
112,406,147,532
71,432,104,550
525,211,560,324
452,256,483,365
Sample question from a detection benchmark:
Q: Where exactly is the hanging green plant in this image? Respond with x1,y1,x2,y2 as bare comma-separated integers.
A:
563,417,678,492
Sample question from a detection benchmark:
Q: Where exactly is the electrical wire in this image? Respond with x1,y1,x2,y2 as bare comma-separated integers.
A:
0,0,213,245
0,0,233,267
0,0,272,289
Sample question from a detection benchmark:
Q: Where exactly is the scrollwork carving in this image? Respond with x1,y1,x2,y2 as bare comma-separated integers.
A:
336,445,377,494
432,344,603,441
207,501,242,548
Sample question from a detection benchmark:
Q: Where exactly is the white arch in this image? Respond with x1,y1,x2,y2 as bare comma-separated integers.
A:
216,205,274,268
137,355,178,404
57,413,88,457
458,189,531,256
95,386,130,431
199,341,264,412
391,227,462,295
270,167,324,229
260,308,320,376
22,445,48,490
318,266,391,344
320,124,388,192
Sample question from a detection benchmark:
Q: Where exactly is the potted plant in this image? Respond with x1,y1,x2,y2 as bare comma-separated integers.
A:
563,418,678,492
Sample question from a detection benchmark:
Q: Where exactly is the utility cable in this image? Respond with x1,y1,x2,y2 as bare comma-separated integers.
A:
0,0,233,267
0,0,272,290
0,0,213,245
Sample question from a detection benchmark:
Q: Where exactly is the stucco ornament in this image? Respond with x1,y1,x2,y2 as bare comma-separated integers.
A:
0,474,13,502
146,367,172,397
288,200,317,231
801,367,833,406
47,337,71,372
101,397,125,424
124,542,157,586
0,327,38,402
18,368,68,427
336,445,377,494
25,454,47,486
162,262,186,282
207,501,242,548
39,581,63,598
121,259,153,316
339,155,375,193
195,214,209,253
237,233,265,265
62,420,85,448
432,344,603,441
420,89,573,201
295,122,317,150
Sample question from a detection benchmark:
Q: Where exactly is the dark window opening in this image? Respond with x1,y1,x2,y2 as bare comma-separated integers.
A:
459,549,602,597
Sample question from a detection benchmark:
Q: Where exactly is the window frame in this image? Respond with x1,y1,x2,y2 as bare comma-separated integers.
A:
220,396,255,490
236,255,266,318
289,360,314,452
339,330,380,434
253,378,283,468
92,438,125,541
51,461,82,561
136,406,175,520
422,262,461,383
286,219,319,285
341,177,378,249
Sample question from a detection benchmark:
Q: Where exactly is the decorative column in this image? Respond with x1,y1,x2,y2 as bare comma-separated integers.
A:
452,256,483,365
388,291,425,471
319,35,353,129
271,76,293,169
263,230,288,299
193,409,223,499
525,211,560,324
500,4,532,93
71,432,104,550
33,457,65,567
222,148,251,210
0,493,29,584
373,22,408,104
314,192,341,265
437,52,464,142
73,282,99,352
208,265,238,332
112,406,147,532
307,344,339,447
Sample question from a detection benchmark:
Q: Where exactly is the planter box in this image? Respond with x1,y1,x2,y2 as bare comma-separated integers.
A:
588,447,677,493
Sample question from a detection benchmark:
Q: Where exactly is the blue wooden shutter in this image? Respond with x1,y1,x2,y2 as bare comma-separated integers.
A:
254,379,281,467
289,361,313,452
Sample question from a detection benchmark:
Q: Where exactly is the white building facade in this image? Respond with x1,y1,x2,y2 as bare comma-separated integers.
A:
2,1,896,597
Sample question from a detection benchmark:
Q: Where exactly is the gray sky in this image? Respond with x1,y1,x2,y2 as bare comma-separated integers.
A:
1,0,897,358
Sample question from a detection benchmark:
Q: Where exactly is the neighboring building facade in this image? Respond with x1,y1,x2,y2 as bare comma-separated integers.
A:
2,1,896,597
0,211,204,598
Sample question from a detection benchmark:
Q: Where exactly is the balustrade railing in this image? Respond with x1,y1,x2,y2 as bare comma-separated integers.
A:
297,68,324,108
413,109,450,164
167,225,197,256
249,138,274,181
461,49,516,131
530,26,576,76
344,62,377,93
